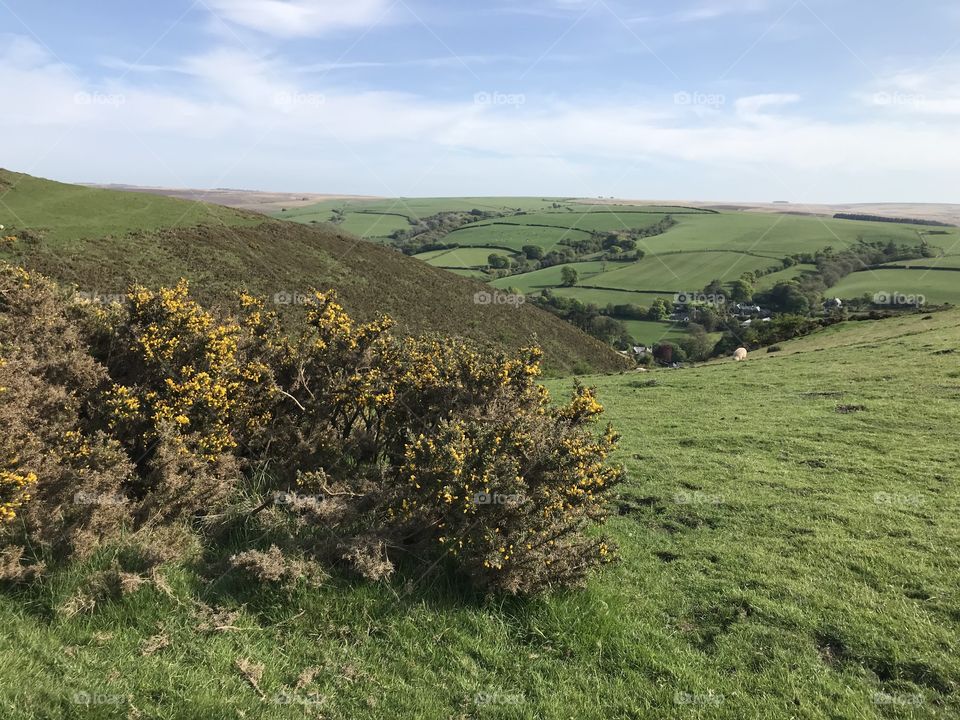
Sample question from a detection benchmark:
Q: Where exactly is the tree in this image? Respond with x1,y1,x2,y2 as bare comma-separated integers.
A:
680,323,713,361
647,298,671,321
522,245,544,260
561,266,579,287
488,253,510,270
729,279,754,303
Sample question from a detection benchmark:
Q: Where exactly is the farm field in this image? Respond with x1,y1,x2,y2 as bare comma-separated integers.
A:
445,223,592,254
877,255,960,270
489,261,611,292
755,263,818,290
830,269,960,305
418,246,513,269
469,211,675,233
586,251,781,293
620,319,689,345
4,309,958,719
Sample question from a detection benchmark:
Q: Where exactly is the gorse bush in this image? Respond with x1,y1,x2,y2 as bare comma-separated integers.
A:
0,263,624,594
0,265,133,579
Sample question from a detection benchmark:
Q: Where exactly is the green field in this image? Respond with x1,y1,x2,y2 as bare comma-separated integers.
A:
490,261,611,292
877,255,960,270
831,269,960,305
586,252,780,293
417,246,517,269
620,319,689,345
755,263,819,290
445,223,592,254
470,211,674,233
4,309,958,718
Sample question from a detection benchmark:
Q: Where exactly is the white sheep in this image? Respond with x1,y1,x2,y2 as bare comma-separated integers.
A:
733,347,748,362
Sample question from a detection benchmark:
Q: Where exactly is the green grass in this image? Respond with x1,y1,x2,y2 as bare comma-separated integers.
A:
3,309,959,718
587,252,781,293
0,169,259,245
754,263,819,290
417,247,517,269
830,269,960,305
877,255,960,270
470,211,673,233
445,224,592,253
490,261,611,292
626,212,948,257
620,319,688,345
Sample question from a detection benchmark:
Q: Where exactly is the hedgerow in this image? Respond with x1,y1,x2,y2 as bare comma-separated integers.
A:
0,264,624,594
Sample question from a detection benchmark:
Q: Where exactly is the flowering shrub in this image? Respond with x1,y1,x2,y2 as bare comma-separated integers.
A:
0,267,624,594
240,292,625,593
0,264,133,576
89,279,272,467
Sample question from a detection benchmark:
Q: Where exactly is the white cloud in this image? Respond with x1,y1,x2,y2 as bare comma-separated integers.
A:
2,36,959,201
866,65,960,117
204,0,394,37
734,93,801,120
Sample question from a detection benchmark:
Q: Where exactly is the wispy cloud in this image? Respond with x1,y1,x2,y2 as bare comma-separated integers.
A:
204,0,395,37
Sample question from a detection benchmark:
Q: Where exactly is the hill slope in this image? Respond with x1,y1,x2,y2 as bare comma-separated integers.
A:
0,170,626,374
1,309,957,718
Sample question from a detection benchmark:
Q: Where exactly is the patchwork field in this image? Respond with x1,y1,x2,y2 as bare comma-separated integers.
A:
277,196,960,346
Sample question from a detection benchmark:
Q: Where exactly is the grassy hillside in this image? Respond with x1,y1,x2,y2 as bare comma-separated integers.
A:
3,309,957,718
0,170,627,374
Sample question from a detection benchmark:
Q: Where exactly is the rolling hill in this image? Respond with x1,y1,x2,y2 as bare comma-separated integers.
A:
0,170,628,375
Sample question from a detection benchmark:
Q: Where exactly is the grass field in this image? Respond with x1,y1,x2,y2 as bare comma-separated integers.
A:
755,263,819,290
3,309,957,719
587,252,781,293
445,224,592,254
469,211,674,233
417,247,517,269
877,255,960,270
830,269,960,305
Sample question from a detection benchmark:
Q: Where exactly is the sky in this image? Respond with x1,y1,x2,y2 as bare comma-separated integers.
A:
1,0,958,202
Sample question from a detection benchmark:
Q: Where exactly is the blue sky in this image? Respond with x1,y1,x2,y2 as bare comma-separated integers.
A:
1,0,958,201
